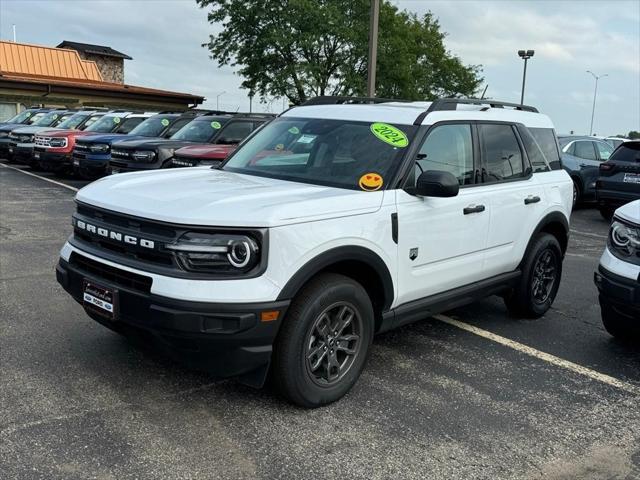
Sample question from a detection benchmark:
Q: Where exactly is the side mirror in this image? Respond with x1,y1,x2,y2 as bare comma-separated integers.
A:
412,170,459,197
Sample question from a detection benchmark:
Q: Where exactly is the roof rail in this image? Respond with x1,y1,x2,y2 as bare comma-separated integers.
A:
302,96,411,106
426,98,538,113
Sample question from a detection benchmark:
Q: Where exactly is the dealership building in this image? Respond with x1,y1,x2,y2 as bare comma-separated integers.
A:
0,40,204,120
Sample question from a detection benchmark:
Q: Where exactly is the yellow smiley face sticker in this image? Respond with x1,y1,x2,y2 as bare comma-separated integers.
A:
358,172,383,191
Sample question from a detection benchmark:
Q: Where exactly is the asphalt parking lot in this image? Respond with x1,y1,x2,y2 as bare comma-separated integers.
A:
1,162,639,480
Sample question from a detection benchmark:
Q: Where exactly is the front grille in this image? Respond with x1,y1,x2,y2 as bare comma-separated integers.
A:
171,156,197,167
35,136,53,147
110,148,132,160
70,252,152,293
73,204,179,269
74,143,91,152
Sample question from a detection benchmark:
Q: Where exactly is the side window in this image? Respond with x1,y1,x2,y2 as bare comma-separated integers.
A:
412,123,474,186
573,141,597,160
165,119,191,137
518,126,549,173
595,141,613,161
530,128,562,170
216,121,255,144
479,124,524,182
116,117,144,134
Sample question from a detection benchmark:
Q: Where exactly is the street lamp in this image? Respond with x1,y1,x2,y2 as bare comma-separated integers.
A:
216,91,226,111
586,71,608,136
517,49,534,105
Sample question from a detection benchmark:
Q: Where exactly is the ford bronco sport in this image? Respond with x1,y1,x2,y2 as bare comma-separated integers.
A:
56,97,572,407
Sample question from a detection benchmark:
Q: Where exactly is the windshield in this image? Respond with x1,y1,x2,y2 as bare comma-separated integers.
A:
32,111,65,127
222,117,417,190
57,113,89,130
170,118,229,142
128,116,174,137
84,115,122,133
6,110,36,124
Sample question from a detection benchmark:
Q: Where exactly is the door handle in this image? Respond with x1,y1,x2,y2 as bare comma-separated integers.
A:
463,204,485,215
524,195,541,205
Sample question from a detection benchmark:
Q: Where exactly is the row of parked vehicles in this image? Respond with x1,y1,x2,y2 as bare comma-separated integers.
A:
0,107,273,177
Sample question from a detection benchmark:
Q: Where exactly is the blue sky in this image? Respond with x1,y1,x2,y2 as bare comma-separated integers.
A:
1,0,638,135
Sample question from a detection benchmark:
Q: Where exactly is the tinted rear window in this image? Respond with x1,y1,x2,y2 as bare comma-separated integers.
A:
530,128,562,170
610,142,640,162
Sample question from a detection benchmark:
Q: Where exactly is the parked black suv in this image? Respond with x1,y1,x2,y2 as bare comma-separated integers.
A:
0,108,54,159
596,141,640,220
108,114,270,173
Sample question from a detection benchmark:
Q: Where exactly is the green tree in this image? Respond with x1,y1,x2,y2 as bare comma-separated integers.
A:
628,131,640,139
197,0,482,104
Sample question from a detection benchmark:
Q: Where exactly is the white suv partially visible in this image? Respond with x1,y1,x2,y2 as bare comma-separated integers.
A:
594,200,640,339
56,97,573,407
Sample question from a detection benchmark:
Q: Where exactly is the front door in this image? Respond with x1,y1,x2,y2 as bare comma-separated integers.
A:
395,123,491,306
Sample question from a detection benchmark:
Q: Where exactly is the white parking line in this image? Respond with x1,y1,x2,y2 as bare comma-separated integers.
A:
0,162,79,192
570,229,607,240
434,314,640,396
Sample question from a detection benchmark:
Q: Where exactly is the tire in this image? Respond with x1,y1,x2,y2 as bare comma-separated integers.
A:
272,273,374,408
505,233,563,318
600,297,640,341
599,207,614,222
572,179,581,208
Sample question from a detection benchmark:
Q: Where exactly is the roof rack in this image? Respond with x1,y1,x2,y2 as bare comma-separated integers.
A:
302,96,411,106
426,98,538,113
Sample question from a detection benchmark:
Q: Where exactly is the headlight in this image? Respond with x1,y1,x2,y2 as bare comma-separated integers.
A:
90,143,110,153
131,150,156,162
49,138,67,148
166,232,261,274
609,219,640,263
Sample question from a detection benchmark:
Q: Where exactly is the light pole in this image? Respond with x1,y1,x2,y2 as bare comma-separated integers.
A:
366,0,380,97
216,91,226,111
586,70,608,136
517,49,534,105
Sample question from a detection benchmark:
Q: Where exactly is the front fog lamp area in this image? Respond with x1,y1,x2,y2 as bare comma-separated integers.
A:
166,232,260,273
610,220,640,259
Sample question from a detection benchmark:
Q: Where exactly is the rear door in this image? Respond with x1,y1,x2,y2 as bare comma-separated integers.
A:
599,142,640,200
573,140,601,192
478,123,545,277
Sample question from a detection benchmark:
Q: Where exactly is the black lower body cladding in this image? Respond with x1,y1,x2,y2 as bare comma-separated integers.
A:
56,255,290,385
594,266,640,338
37,149,73,173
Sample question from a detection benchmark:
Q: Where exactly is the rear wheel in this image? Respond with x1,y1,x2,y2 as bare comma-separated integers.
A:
272,273,374,408
505,233,563,318
572,180,581,208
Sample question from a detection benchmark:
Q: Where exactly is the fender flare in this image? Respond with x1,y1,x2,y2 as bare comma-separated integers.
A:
276,245,395,310
521,211,570,263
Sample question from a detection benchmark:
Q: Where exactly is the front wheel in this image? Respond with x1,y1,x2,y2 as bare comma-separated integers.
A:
505,233,563,318
572,180,581,208
599,207,615,222
272,273,374,408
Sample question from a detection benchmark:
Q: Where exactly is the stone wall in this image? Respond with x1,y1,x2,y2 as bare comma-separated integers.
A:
76,52,125,84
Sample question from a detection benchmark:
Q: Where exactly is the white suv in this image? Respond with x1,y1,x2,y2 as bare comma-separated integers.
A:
56,97,573,407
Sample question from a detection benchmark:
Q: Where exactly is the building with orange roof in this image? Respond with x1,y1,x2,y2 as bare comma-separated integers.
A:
0,40,204,120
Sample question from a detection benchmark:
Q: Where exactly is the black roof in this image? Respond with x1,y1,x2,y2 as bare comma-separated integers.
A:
57,41,132,60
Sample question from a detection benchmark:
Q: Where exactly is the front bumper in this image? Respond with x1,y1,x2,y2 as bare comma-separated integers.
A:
594,265,640,323
8,143,33,163
0,138,11,158
596,187,640,209
73,153,110,178
56,254,289,385
37,149,72,172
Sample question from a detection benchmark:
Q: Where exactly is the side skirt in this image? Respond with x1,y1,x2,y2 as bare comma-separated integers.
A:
378,270,521,333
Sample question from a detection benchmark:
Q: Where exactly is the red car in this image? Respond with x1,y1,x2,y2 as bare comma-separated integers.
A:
170,144,237,168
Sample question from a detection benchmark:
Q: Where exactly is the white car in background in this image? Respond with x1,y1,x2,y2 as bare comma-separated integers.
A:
605,137,630,150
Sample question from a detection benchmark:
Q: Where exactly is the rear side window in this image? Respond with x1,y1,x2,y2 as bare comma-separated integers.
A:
164,118,192,137
479,124,524,182
530,128,562,170
595,141,613,161
573,141,597,160
216,121,256,144
116,117,145,134
610,142,640,162
518,126,550,173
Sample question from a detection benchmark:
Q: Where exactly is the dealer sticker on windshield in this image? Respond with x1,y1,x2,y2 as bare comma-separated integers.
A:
211,121,222,129
161,119,170,127
113,117,121,124
370,122,409,148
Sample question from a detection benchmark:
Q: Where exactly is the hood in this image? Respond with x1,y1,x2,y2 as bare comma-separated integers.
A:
615,200,640,224
77,133,144,144
38,129,95,138
111,138,199,150
175,144,236,159
11,125,58,135
76,168,384,227
0,123,23,132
